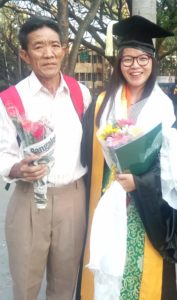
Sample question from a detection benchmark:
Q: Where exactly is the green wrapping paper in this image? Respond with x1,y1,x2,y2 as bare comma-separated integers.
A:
101,123,162,175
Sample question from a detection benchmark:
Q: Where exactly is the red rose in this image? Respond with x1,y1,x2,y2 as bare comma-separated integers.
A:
32,122,46,141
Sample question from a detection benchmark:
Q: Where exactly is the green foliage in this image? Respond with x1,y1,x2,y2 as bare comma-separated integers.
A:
156,0,177,78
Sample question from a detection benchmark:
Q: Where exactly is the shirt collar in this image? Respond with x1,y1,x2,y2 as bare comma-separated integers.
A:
28,72,43,96
28,71,70,96
58,73,70,94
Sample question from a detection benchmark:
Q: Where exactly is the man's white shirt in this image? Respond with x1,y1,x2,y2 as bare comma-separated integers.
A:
0,72,91,186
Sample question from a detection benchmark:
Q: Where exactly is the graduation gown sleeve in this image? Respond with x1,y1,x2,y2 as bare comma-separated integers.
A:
132,155,177,263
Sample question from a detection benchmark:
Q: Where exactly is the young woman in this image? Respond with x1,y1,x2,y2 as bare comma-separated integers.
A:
80,15,177,300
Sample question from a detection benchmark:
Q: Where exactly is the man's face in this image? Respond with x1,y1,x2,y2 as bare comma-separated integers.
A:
20,26,65,81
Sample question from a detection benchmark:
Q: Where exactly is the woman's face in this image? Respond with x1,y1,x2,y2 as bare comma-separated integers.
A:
120,48,153,89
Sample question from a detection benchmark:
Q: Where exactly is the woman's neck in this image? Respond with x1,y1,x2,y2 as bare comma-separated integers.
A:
126,85,144,105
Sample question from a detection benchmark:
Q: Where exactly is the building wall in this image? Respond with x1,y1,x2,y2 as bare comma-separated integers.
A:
74,49,111,98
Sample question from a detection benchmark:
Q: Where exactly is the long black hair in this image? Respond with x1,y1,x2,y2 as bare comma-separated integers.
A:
96,49,158,126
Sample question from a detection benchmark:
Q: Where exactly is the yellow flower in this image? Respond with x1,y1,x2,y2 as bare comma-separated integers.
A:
98,124,120,140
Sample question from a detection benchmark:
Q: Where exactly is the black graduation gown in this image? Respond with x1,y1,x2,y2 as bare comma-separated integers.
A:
78,101,177,299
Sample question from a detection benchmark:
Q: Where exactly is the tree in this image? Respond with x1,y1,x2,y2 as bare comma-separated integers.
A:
67,0,103,74
0,0,130,80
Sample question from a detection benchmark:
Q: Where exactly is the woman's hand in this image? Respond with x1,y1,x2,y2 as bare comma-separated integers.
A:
116,173,136,192
9,155,48,182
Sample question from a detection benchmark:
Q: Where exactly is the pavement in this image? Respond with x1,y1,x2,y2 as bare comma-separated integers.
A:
0,178,45,300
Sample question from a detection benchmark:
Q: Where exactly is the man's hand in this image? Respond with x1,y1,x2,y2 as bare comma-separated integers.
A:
116,173,136,192
9,155,48,182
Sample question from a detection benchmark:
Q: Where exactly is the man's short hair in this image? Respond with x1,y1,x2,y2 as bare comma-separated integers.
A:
19,15,62,50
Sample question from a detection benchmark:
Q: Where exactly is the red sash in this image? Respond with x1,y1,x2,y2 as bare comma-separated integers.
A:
0,75,84,120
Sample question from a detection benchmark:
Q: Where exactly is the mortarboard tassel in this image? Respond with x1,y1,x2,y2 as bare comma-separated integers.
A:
105,20,117,57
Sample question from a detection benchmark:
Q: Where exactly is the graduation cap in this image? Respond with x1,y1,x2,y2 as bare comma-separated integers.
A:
105,15,174,56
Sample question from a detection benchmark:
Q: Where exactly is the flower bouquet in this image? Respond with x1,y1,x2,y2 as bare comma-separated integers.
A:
97,119,162,175
6,105,55,209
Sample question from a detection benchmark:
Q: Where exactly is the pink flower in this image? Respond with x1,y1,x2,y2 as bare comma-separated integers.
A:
117,119,134,127
107,133,131,148
32,122,46,141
